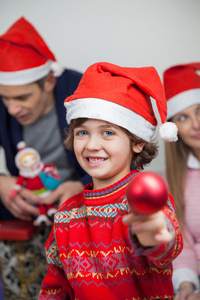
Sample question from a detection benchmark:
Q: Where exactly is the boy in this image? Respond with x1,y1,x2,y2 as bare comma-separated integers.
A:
39,62,182,299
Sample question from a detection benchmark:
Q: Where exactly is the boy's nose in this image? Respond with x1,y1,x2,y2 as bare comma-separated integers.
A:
86,135,101,151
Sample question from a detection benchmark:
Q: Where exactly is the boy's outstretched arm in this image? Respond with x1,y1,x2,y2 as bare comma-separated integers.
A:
122,193,183,268
123,210,173,246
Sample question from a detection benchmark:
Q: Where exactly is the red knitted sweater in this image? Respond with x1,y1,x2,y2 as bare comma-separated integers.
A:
39,170,182,300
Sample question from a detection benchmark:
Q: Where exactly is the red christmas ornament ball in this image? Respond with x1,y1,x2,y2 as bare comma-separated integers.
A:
126,172,168,215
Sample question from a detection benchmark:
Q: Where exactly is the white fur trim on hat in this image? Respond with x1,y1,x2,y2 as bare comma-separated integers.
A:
65,98,156,142
167,88,200,120
0,61,52,85
159,122,178,142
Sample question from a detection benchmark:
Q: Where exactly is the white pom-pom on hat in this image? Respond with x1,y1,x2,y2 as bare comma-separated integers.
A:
17,141,26,150
51,61,64,77
159,122,178,142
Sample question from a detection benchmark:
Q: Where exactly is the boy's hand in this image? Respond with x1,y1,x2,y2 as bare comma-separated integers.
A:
122,210,173,247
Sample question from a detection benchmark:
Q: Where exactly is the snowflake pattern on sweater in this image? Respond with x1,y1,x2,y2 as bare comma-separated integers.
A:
39,170,183,300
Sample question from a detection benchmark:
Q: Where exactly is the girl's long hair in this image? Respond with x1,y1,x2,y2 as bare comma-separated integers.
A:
165,137,190,231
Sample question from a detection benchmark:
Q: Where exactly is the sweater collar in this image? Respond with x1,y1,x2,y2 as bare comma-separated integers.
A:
83,170,139,206
187,153,200,169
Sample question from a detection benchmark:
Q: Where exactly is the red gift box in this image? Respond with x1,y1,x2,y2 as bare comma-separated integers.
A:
0,220,38,241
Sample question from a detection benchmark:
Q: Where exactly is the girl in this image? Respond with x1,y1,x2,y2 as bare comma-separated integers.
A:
39,62,182,299
164,62,200,299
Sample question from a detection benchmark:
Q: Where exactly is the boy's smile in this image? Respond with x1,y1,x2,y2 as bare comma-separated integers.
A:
86,156,108,166
74,119,133,189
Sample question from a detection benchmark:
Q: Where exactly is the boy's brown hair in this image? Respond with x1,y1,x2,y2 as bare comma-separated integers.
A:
64,118,158,170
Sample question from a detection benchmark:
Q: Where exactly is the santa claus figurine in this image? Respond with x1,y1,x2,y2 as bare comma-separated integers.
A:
10,141,62,232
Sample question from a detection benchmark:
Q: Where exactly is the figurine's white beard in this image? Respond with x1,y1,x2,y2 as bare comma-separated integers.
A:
19,162,44,178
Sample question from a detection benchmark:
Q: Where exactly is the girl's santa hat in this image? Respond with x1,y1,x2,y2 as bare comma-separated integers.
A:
0,17,64,85
164,62,200,119
64,62,178,142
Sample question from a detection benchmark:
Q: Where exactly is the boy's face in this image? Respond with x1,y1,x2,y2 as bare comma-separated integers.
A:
0,82,53,126
73,119,133,189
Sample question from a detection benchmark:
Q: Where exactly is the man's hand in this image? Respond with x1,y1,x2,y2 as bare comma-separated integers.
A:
0,175,41,220
42,181,84,207
122,210,173,247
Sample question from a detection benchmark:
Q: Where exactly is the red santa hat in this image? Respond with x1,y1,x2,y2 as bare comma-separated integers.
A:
64,62,178,142
163,62,200,119
0,17,64,85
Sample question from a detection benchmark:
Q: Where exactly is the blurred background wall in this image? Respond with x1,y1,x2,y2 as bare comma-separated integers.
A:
0,0,199,175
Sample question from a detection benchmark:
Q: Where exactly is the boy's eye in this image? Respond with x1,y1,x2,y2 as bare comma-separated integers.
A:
76,130,88,136
103,130,114,136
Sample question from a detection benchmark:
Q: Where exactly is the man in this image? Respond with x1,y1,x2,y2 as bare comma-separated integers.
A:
0,17,91,221
0,17,90,299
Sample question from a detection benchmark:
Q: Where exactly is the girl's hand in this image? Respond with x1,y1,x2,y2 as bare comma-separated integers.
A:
174,282,195,300
122,210,173,247
188,293,200,300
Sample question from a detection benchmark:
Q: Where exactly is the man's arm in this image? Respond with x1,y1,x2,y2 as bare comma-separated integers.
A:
42,180,84,207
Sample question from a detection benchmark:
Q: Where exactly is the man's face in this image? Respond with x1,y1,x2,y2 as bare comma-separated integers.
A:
0,82,52,126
